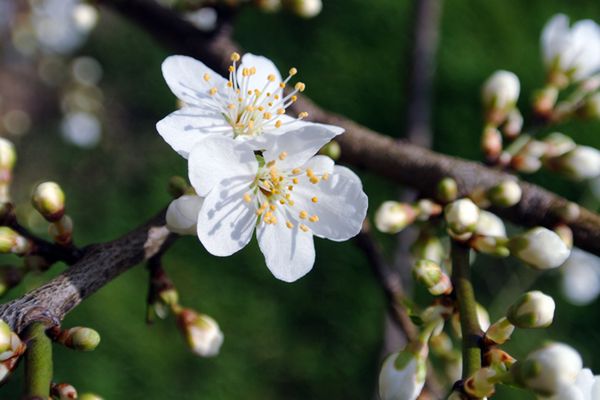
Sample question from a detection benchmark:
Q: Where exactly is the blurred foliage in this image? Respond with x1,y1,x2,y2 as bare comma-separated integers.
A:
2,0,600,398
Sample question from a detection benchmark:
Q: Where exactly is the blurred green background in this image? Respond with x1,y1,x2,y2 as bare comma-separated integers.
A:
2,0,600,398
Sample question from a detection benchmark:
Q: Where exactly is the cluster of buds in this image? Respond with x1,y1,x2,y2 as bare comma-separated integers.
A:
32,181,74,246
175,308,224,357
48,326,101,352
374,199,442,234
0,319,26,385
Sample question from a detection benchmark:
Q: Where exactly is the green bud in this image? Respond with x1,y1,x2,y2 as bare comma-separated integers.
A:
0,319,12,353
32,182,65,222
412,260,451,296
79,394,104,400
319,141,341,160
486,180,522,207
436,178,458,203
0,227,30,255
52,326,101,351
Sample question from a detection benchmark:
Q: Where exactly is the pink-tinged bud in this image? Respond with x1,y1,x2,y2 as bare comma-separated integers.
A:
48,215,74,246
511,154,542,173
374,201,417,234
482,126,503,162
51,383,78,400
503,109,524,139
484,348,516,372
507,291,555,329
533,86,559,118
177,309,223,357
32,182,65,222
415,199,442,220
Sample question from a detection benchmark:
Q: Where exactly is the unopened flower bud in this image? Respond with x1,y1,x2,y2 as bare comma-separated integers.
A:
32,182,65,222
411,233,445,265
475,210,507,238
51,326,101,351
482,126,503,162
0,138,16,174
51,383,78,400
166,195,204,235
415,199,442,220
318,140,341,160
0,227,31,255
503,108,524,139
436,178,458,203
513,342,582,395
48,215,73,246
288,0,322,18
378,344,427,400
549,145,600,180
79,394,104,400
509,227,570,270
444,199,480,238
553,224,573,249
374,201,417,234
485,317,515,345
0,320,11,353
167,176,190,198
412,260,452,296
511,154,542,173
0,332,26,384
464,367,498,398
177,309,223,357
542,132,576,158
482,70,520,125
471,235,510,257
507,290,555,329
556,202,580,223
484,348,516,371
534,86,559,117
486,180,522,208
429,332,453,357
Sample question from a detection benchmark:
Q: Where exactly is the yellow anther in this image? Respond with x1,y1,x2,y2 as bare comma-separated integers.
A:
275,120,282,128
227,81,233,88
278,176,284,182
310,176,320,184
288,200,295,206
295,82,306,92
288,185,294,190
209,87,218,95
279,151,288,160
298,112,309,119
292,168,302,175
269,204,276,211
322,173,330,181
274,95,280,100
299,211,308,219
306,168,315,177
292,178,299,184
280,199,286,205
228,104,236,109
300,224,309,232
268,102,274,107
291,95,298,102
266,92,272,97
267,160,276,167
231,52,241,62
311,197,318,203
277,108,285,115
286,221,294,229
250,67,257,75
254,89,261,96
256,209,264,216
246,105,255,112
243,193,252,203
203,73,210,81
242,68,249,76
279,83,286,89
248,90,253,95
238,98,243,102
285,193,292,199
263,112,272,119
248,120,255,129
309,215,319,222
268,74,276,82
289,67,298,76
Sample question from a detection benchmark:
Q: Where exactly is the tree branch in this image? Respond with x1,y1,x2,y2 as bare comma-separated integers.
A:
0,209,175,332
96,0,600,258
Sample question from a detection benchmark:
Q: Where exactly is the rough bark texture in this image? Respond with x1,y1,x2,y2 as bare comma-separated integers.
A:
0,210,173,332
97,0,600,256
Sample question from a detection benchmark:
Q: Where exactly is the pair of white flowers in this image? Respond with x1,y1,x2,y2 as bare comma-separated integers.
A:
159,53,367,282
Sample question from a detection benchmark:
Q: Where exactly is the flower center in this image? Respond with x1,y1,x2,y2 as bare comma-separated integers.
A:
243,152,328,232
202,52,309,137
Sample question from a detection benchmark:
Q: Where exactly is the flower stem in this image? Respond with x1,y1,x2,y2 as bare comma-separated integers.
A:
23,322,53,399
451,240,481,379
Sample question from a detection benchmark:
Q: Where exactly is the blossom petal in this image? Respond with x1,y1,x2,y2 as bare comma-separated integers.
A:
569,20,600,79
258,123,344,168
157,106,233,158
292,165,367,241
238,53,282,91
256,211,315,282
166,194,204,235
541,14,569,67
162,55,227,106
197,181,256,257
188,135,258,197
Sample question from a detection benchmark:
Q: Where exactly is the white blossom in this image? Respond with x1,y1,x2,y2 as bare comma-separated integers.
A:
482,70,520,113
157,53,342,158
187,131,367,282
509,227,570,270
539,368,600,400
553,146,600,181
561,248,600,306
541,14,600,82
